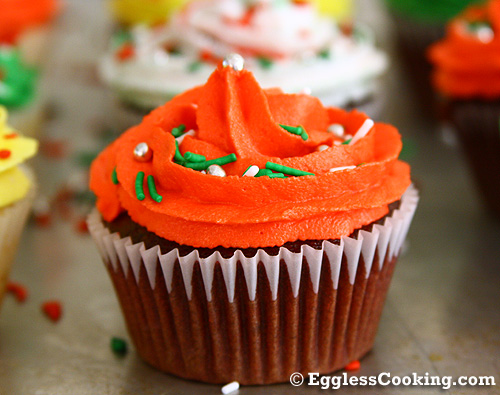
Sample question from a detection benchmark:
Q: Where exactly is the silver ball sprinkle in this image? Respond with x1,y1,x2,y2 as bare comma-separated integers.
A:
207,164,226,177
328,123,345,138
222,53,245,71
133,142,153,162
316,145,330,152
476,26,494,43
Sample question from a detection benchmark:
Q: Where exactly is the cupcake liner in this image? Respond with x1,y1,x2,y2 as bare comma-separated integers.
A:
450,99,500,217
88,185,418,384
0,169,36,308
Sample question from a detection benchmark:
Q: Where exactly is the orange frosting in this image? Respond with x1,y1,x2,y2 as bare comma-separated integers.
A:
90,64,411,248
0,0,58,42
428,0,500,99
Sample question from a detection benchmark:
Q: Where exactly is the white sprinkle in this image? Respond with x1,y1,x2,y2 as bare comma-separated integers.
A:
477,26,494,43
207,164,226,177
344,134,353,140
175,129,195,144
334,141,342,146
328,123,345,137
133,142,153,162
329,165,356,173
221,381,240,394
223,53,245,71
300,87,312,95
316,145,330,152
349,119,374,145
243,165,259,177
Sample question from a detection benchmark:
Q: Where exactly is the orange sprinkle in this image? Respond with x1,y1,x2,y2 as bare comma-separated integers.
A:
0,149,11,159
42,301,63,322
6,282,28,303
344,360,361,371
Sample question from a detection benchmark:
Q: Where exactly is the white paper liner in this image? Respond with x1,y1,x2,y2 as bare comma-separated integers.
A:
0,169,37,303
88,185,418,303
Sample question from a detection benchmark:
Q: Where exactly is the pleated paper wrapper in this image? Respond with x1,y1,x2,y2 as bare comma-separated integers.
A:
88,185,418,385
0,170,36,308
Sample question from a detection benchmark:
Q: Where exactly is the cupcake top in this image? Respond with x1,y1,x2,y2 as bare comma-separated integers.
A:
100,0,386,109
0,0,58,42
0,47,37,108
90,60,410,249
109,0,187,26
385,0,485,24
428,0,500,99
0,107,38,208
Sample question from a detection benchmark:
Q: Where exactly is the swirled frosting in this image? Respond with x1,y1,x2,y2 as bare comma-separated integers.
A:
91,63,410,248
109,0,187,26
0,107,38,208
100,0,386,109
0,0,58,41
428,0,500,98
385,0,485,24
0,46,37,108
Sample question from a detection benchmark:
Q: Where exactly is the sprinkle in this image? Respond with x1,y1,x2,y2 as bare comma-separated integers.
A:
6,282,28,303
319,49,330,59
266,162,314,177
174,141,185,163
349,119,374,145
3,133,17,139
279,124,308,141
329,165,356,172
111,337,128,357
75,218,89,234
344,360,361,371
0,149,11,159
171,124,186,138
184,151,206,163
111,167,119,185
222,53,245,71
268,172,286,178
147,175,163,203
116,43,135,61
316,145,329,152
243,165,259,177
328,123,345,137
207,164,226,177
135,172,146,201
176,129,195,144
184,153,237,170
42,301,63,322
342,138,352,145
255,169,273,177
133,142,153,162
188,61,202,73
221,381,240,394
257,57,273,69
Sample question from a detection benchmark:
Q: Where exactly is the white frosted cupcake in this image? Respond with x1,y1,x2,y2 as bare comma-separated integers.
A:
100,0,387,115
0,107,38,309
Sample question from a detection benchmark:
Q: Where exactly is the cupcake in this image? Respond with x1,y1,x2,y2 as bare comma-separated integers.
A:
313,0,353,25
0,107,38,308
0,46,46,137
109,0,188,27
384,0,484,112
0,0,59,66
100,0,387,117
88,58,417,384
428,0,500,217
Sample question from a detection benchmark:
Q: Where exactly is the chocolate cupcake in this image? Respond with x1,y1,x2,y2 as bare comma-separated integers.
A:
88,58,418,384
428,0,500,217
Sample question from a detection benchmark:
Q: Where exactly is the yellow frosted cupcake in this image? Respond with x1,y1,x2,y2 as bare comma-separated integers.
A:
313,0,353,24
109,0,187,26
0,107,38,309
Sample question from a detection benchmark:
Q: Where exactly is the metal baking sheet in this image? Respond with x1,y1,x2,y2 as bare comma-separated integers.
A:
1,0,499,394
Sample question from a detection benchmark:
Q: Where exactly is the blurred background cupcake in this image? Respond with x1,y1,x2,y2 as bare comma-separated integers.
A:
384,0,485,115
0,107,38,309
0,0,59,66
429,0,500,218
100,0,387,130
312,0,354,26
109,0,188,27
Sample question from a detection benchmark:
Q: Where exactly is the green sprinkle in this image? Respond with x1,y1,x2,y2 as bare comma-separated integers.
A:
184,153,237,170
319,49,330,59
111,167,119,185
147,175,163,203
111,337,128,357
257,57,273,69
357,162,366,167
255,169,273,177
188,61,202,73
171,124,186,137
266,162,314,177
280,124,308,141
268,172,286,179
174,141,185,164
135,171,145,201
184,151,206,163
342,138,352,145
